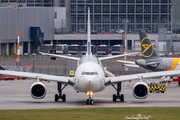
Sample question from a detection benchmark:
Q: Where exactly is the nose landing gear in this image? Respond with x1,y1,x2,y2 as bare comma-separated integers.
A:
86,91,94,105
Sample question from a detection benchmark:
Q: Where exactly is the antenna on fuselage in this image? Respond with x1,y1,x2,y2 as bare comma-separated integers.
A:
87,7,91,59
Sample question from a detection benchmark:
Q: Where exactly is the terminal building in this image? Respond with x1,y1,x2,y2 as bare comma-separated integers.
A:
0,0,180,55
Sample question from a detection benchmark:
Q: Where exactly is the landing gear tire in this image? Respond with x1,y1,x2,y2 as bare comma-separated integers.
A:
86,99,90,105
55,82,67,102
112,82,124,102
86,99,94,105
62,94,66,102
90,99,94,105
113,94,116,102
120,94,124,102
156,90,159,93
55,94,58,102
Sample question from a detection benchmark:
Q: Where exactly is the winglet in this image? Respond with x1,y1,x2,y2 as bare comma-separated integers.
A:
87,7,91,56
139,29,160,59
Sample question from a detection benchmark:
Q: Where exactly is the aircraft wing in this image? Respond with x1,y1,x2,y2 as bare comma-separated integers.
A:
39,52,80,61
116,60,136,65
98,52,138,61
105,70,180,84
0,70,74,83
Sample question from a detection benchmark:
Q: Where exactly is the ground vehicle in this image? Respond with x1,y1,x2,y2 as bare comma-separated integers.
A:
39,44,53,53
148,82,166,93
172,77,180,85
67,44,81,55
116,29,124,34
111,44,124,55
55,44,68,54
81,45,96,55
96,45,110,56
160,77,180,86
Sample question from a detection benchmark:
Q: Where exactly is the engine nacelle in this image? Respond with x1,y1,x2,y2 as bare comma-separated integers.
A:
30,82,46,99
132,82,149,99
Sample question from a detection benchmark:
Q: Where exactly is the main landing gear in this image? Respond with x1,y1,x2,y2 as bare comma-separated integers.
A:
112,82,124,102
86,91,94,105
55,82,67,102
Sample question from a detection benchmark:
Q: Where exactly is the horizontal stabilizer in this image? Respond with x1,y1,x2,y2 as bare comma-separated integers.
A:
124,64,140,68
146,61,162,65
116,60,136,65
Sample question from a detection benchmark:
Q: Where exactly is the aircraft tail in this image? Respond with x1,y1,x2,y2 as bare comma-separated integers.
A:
139,29,160,59
86,7,91,56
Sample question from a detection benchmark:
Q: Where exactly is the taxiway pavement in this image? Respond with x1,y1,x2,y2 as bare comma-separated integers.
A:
0,78,180,110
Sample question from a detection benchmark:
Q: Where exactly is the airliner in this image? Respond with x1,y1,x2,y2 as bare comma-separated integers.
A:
117,30,180,83
0,9,180,105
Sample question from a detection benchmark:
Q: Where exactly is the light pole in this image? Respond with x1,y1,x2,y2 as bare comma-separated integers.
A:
170,3,173,53
16,6,22,67
122,19,129,65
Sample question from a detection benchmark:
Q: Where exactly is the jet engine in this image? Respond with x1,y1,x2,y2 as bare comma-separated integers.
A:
30,82,46,99
132,82,149,99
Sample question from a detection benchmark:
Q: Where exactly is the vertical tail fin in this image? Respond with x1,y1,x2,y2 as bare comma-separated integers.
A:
139,29,160,59
87,7,91,56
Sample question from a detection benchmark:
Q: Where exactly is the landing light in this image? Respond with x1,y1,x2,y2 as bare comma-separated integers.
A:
87,91,93,95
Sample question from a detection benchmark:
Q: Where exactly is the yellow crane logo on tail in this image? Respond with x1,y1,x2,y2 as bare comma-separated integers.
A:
140,37,154,58
142,44,152,53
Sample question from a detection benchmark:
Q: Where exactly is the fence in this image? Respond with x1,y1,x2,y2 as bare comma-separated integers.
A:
0,55,146,76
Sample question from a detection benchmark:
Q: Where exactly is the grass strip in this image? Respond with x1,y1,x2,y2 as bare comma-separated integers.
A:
0,107,179,120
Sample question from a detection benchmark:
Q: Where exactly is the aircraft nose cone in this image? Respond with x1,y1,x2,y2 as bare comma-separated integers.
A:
84,76,97,91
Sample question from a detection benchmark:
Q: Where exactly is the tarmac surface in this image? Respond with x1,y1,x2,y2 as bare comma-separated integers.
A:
0,78,180,110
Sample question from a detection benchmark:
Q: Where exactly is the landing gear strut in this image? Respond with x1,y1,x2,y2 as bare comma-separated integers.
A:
55,82,67,102
86,91,94,105
112,82,124,102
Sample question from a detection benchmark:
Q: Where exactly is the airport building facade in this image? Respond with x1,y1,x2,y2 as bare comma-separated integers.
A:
0,7,65,55
0,0,180,55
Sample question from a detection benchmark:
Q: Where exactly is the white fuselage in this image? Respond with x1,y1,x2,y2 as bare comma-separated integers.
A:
73,55,106,93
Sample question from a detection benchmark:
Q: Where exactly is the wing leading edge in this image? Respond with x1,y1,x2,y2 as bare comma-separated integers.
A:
98,52,138,61
39,52,80,61
105,70,180,84
0,70,73,83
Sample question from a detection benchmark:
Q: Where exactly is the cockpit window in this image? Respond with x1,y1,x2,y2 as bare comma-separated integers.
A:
81,72,98,75
90,72,94,75
81,72,85,75
95,72,98,75
85,72,89,75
